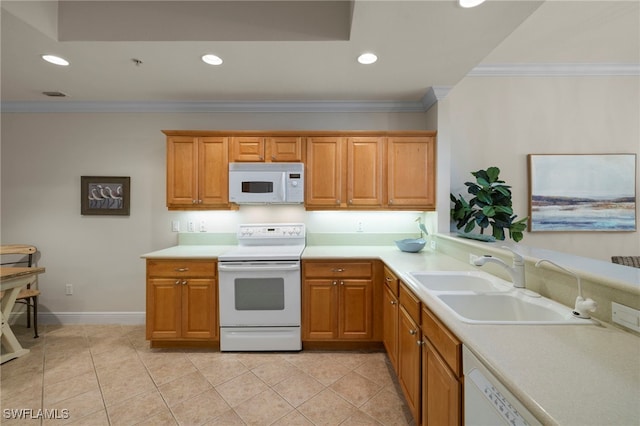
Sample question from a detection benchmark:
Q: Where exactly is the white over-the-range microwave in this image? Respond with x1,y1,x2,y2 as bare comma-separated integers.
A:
228,162,304,204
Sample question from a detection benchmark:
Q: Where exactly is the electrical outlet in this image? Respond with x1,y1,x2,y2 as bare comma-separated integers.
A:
171,220,180,232
469,254,480,265
430,240,436,250
188,221,195,232
199,221,207,232
65,283,73,295
357,222,363,232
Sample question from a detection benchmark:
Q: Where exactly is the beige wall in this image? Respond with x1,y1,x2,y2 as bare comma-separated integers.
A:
438,75,640,261
0,111,432,318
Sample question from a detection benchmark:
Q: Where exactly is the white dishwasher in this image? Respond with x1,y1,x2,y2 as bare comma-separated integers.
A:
463,346,542,426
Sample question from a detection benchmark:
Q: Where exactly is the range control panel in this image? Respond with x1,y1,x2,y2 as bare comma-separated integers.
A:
237,223,305,239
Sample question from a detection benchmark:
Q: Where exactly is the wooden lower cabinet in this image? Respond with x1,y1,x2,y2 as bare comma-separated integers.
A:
398,304,422,423
382,266,400,371
421,305,463,426
397,281,423,423
302,260,380,343
146,259,218,346
422,340,461,426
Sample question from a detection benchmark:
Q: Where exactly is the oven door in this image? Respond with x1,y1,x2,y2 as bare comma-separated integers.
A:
218,261,300,326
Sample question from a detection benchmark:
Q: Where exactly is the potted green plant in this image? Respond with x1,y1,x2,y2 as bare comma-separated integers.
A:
450,166,528,242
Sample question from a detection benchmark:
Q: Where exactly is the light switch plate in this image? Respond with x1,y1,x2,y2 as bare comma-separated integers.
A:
171,220,180,232
612,302,640,332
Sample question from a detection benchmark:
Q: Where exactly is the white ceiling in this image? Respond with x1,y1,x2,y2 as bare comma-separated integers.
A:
1,1,638,108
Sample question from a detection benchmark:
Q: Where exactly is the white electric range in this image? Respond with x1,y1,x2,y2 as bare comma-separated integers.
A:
218,223,305,351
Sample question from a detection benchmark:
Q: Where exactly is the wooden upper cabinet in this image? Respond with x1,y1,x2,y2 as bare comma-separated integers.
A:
305,136,383,209
347,137,383,208
305,137,344,207
230,136,303,162
387,136,436,210
167,136,230,209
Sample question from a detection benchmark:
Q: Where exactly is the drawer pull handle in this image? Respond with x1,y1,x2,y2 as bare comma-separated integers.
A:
409,329,417,336
332,268,345,273
175,268,189,272
385,277,393,282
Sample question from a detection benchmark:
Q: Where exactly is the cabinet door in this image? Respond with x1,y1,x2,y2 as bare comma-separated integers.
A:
268,137,302,162
147,278,181,340
347,137,383,207
398,305,421,423
182,278,217,340
303,279,337,339
338,279,373,340
305,137,345,207
230,136,264,162
387,136,436,209
423,340,461,426
383,285,399,372
167,136,198,207
199,137,229,206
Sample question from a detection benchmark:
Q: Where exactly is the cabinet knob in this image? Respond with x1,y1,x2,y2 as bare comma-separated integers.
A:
390,300,397,305
417,340,425,346
198,200,203,204
182,280,188,285
192,200,197,204
389,199,393,204
175,280,181,285
339,281,345,286
259,156,264,161
332,281,337,286
332,268,345,273
385,277,393,282
336,199,341,204
349,199,353,204
409,329,417,336
272,155,276,161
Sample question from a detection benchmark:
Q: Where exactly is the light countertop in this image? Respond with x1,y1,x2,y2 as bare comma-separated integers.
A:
141,242,640,425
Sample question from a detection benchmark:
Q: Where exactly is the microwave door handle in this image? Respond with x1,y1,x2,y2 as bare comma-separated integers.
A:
281,174,287,202
218,263,300,272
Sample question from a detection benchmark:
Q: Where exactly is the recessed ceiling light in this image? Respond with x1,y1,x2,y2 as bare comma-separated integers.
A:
202,54,223,65
41,54,69,66
459,0,486,8
357,53,378,65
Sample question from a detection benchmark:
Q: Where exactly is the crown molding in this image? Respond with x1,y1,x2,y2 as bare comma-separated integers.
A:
421,86,453,110
468,63,640,77
1,100,427,114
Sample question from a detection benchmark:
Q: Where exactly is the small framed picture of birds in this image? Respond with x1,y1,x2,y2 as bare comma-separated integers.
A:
81,176,130,216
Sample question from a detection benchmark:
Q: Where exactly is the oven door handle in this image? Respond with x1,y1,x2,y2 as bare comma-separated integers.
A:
218,263,300,272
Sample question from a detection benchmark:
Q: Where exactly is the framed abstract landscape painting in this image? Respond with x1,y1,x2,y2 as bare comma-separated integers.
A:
528,154,636,232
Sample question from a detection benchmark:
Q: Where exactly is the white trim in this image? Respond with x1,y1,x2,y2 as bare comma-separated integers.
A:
468,63,640,77
421,86,453,110
0,100,426,114
9,311,146,325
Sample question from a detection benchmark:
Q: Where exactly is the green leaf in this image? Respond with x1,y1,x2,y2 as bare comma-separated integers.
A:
476,191,492,204
476,177,490,188
464,221,476,233
482,206,496,217
486,167,500,182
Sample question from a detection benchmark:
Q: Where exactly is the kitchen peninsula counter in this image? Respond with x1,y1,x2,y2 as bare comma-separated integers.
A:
303,244,640,426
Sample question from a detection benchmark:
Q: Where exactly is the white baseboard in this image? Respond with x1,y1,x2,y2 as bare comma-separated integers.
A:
9,312,145,325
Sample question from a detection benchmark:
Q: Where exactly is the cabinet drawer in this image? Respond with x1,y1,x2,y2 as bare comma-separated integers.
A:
147,260,216,278
422,305,462,377
304,262,372,278
383,265,399,296
399,282,420,324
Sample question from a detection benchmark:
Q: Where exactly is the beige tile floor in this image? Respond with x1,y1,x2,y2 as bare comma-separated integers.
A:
1,324,414,425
